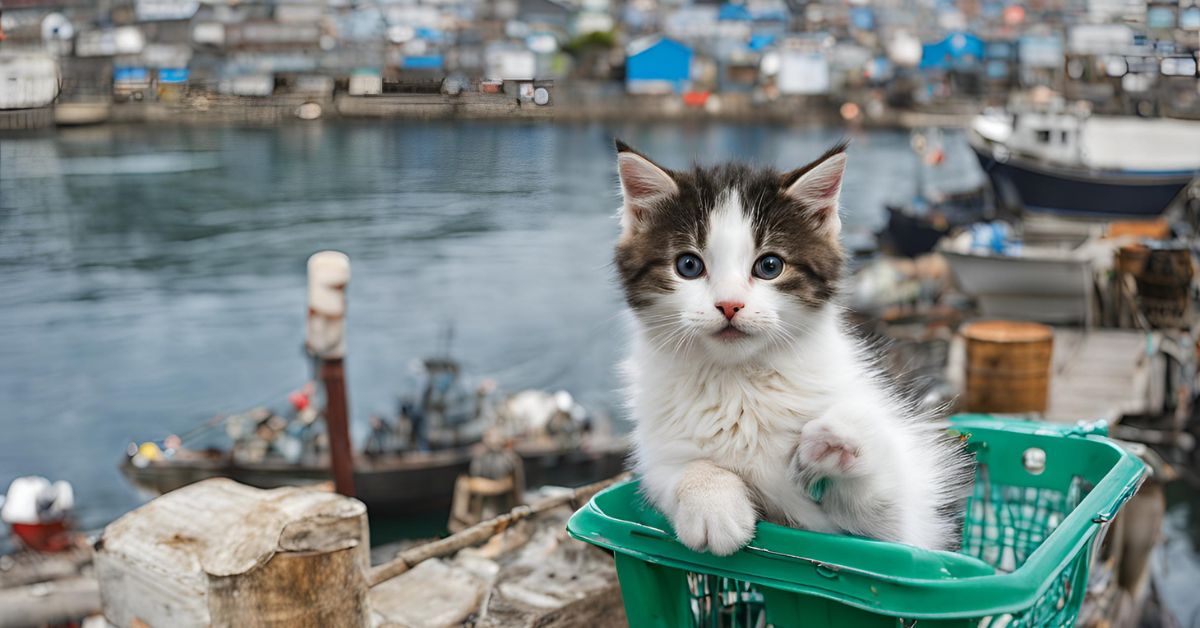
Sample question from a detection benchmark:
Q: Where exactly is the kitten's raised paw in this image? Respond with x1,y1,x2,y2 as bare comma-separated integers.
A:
672,476,756,556
796,419,867,478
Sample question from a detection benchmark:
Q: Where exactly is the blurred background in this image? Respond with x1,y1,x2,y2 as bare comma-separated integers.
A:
2,0,1200,625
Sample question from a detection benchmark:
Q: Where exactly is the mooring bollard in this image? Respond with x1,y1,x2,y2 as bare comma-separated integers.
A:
307,251,356,498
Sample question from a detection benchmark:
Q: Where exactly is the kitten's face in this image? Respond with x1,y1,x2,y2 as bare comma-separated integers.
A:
613,141,847,364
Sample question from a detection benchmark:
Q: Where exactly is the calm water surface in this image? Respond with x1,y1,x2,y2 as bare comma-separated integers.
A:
1,121,1195,620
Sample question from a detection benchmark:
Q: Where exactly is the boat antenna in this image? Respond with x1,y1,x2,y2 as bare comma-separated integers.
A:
442,323,455,359
910,129,928,209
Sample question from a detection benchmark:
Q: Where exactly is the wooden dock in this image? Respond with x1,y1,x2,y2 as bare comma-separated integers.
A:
950,327,1177,426
1044,329,1165,424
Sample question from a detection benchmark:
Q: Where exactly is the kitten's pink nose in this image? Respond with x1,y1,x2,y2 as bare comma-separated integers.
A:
715,301,744,321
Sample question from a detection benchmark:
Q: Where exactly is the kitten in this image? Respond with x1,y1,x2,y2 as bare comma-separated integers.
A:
612,140,973,555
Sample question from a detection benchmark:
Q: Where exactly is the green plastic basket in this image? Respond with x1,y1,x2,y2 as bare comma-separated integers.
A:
567,415,1146,627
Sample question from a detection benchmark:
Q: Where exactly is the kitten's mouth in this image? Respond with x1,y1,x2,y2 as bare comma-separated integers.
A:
714,325,749,341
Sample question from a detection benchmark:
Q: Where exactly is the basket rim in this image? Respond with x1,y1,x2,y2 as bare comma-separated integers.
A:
567,415,1146,620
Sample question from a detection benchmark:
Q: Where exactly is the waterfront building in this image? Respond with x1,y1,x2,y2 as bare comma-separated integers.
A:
625,34,692,94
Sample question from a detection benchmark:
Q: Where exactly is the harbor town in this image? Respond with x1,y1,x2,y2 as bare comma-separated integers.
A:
1,0,1199,125
3,0,1200,627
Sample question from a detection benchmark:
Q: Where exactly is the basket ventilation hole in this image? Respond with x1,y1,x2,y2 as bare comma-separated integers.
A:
1022,447,1046,475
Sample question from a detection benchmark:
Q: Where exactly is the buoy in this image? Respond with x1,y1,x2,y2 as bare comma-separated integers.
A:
296,102,322,121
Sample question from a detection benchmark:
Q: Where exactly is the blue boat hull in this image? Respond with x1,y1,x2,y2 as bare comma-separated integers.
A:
970,144,1194,218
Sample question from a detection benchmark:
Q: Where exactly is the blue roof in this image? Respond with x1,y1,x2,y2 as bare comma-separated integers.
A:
718,3,752,21
414,27,444,43
627,35,692,89
627,35,691,59
920,32,984,70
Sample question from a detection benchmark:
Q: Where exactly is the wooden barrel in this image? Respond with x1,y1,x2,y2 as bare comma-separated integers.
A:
1134,247,1193,328
962,321,1054,414
1115,244,1149,277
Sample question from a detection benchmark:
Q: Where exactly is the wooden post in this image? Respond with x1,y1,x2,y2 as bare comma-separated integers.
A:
95,479,369,628
321,358,355,497
307,251,355,497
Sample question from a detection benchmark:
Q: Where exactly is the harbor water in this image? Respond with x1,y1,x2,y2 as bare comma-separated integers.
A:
2,121,1196,620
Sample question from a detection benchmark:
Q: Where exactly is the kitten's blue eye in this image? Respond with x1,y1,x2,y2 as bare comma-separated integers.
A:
675,253,705,279
753,254,784,280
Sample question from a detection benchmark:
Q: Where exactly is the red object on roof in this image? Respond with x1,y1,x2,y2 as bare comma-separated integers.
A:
682,91,709,107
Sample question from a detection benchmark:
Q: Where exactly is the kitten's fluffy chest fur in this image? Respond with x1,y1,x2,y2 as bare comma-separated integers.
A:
626,309,868,532
628,313,843,468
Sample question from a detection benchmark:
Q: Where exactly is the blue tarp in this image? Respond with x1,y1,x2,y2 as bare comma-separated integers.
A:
748,33,775,51
920,32,984,70
158,68,189,83
114,67,149,82
414,27,444,43
402,55,444,70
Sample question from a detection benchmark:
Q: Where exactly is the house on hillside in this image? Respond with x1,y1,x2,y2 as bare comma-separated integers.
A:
625,35,692,94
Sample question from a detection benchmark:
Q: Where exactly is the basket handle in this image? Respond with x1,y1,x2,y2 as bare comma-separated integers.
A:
1091,459,1146,523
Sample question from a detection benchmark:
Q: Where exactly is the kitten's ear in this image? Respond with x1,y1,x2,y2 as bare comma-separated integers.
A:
781,143,848,241
615,139,678,235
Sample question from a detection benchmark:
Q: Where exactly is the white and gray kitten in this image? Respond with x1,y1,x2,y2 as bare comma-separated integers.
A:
612,140,973,555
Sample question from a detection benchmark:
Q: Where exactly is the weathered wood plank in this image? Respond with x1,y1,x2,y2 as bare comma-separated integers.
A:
1045,329,1162,424
0,576,101,628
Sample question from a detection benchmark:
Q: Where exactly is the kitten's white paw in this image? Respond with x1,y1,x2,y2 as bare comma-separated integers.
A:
796,417,869,478
671,473,756,556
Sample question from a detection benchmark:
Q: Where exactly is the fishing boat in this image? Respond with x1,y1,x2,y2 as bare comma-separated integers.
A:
119,359,627,517
968,99,1200,218
937,222,1131,324
120,438,625,518
878,186,990,258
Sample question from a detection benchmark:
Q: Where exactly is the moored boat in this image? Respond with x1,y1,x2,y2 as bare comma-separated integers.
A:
878,186,990,258
968,100,1200,218
119,438,626,517
119,358,627,518
938,223,1118,324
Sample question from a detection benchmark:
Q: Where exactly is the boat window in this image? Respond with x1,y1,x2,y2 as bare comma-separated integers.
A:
1060,130,1069,143
1035,129,1051,143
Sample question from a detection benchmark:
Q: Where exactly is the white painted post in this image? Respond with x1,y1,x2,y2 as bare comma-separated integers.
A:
307,251,355,497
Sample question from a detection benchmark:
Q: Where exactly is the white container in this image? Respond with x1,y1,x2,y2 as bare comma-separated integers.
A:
221,75,274,97
0,53,59,110
777,51,830,95
348,74,382,96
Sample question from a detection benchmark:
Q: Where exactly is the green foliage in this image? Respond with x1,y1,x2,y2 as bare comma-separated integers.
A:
564,30,616,57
